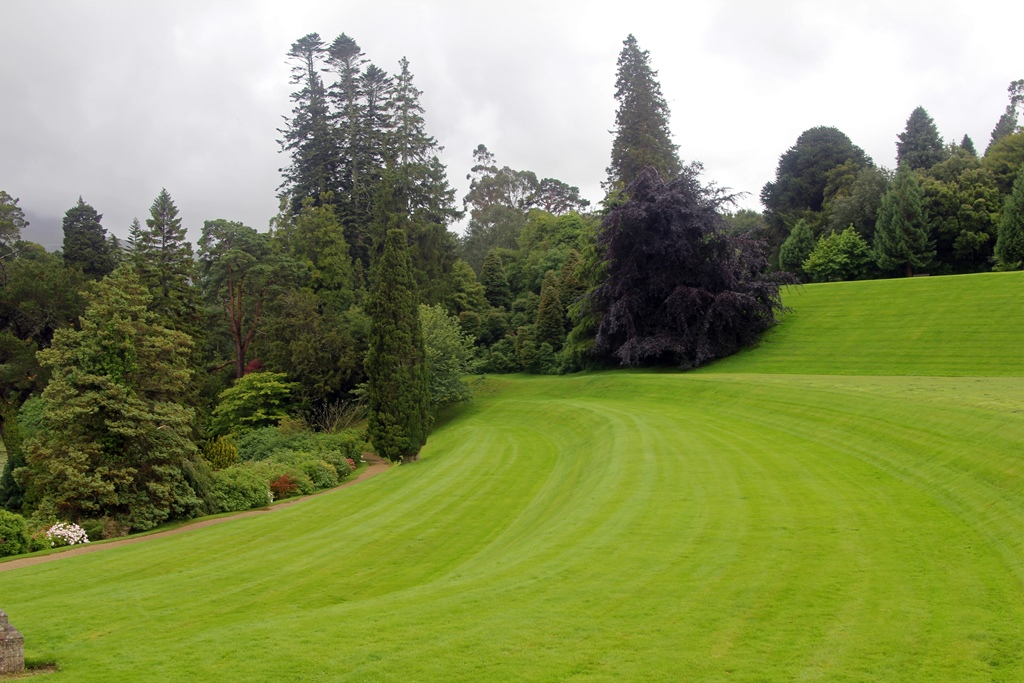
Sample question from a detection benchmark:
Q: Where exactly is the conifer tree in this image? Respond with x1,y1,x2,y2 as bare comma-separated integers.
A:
278,33,339,215
535,270,565,351
873,166,934,277
480,250,512,310
960,134,978,157
365,228,431,463
62,197,114,279
137,189,201,336
987,79,1023,153
606,35,681,190
896,106,946,171
994,166,1024,270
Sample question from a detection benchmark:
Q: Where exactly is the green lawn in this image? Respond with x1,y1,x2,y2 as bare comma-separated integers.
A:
2,272,1024,681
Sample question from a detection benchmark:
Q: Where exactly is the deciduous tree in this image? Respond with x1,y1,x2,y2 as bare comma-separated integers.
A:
994,166,1024,270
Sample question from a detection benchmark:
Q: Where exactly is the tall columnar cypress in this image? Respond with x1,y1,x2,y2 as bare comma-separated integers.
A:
994,166,1024,270
873,166,934,277
480,250,512,310
535,270,565,351
366,228,431,463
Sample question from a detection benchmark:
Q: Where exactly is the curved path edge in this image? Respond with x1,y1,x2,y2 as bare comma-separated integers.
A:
0,454,390,573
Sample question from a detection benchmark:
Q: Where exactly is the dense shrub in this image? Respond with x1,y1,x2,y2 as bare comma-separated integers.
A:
203,436,239,470
269,474,299,500
301,459,339,489
0,509,30,557
235,426,362,465
211,466,271,512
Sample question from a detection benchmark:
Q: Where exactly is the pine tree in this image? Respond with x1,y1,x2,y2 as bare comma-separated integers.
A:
62,197,114,279
987,79,1023,153
137,189,201,335
606,35,681,190
365,228,431,463
535,270,565,351
896,106,946,171
279,33,339,215
873,166,934,277
994,166,1024,270
960,134,978,157
480,250,512,309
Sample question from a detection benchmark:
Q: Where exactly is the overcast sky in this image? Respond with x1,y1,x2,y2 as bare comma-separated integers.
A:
2,0,1020,250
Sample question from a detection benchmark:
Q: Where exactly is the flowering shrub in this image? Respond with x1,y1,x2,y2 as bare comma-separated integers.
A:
46,522,90,548
269,474,299,499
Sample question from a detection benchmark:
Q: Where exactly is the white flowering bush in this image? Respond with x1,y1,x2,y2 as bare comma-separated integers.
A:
46,522,90,548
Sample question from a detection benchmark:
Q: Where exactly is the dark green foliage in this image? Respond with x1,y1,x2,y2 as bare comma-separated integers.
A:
896,106,946,171
824,165,891,239
366,229,431,463
606,35,681,189
0,403,26,511
779,219,816,279
994,166,1024,270
480,251,512,309
987,79,1023,153
301,459,339,489
803,226,873,282
20,267,200,531
534,270,565,351
961,135,978,157
234,426,362,471
135,189,201,332
210,371,298,436
0,191,28,246
0,509,30,557
874,166,934,277
983,131,1024,195
592,168,789,368
921,151,1000,272
61,197,114,279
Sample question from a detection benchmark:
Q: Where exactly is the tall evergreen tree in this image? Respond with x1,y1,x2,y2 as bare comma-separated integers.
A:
0,191,28,247
366,228,431,463
279,33,339,215
606,35,681,190
987,79,1023,154
136,189,201,336
535,270,565,351
873,166,934,277
960,134,978,157
896,106,946,171
994,166,1024,270
61,197,114,279
20,267,201,530
480,251,512,309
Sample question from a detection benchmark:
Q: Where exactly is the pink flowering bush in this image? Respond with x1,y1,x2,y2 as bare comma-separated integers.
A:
46,522,90,548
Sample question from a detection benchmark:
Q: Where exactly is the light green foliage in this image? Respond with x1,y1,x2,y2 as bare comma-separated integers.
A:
802,226,872,282
366,229,431,462
210,465,270,512
202,436,238,470
419,304,474,410
19,266,199,531
0,509,29,556
873,166,934,276
778,219,815,277
210,372,298,436
994,166,1024,270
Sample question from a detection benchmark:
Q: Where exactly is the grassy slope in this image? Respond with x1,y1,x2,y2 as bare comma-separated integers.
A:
2,273,1024,681
703,271,1024,376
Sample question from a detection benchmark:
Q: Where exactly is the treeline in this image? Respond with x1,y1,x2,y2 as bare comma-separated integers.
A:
759,80,1024,281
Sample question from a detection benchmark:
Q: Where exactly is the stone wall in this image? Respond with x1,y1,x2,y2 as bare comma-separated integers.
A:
0,609,24,675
